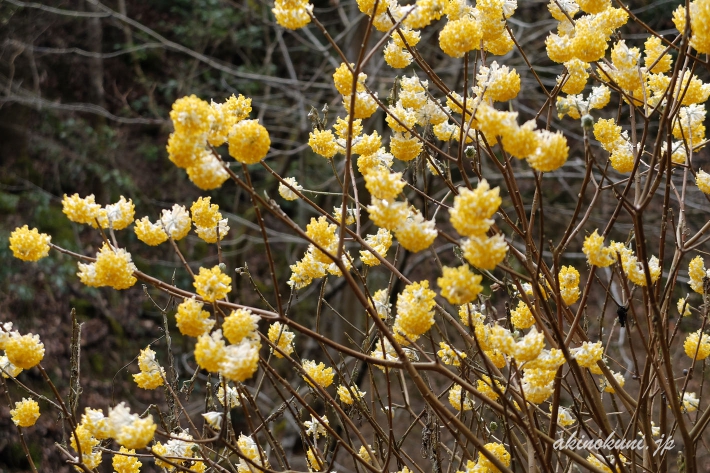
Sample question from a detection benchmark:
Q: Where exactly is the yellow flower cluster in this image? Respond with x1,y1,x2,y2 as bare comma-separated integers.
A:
175,297,215,337
684,330,710,360
477,374,504,401
194,327,262,383
437,341,467,366
302,359,335,388
78,243,137,290
458,303,486,327
521,368,556,404
289,216,352,289
607,241,661,287
510,300,534,329
9,226,51,262
10,398,40,427
191,197,229,243
160,204,192,240
272,0,313,30
555,405,577,427
696,169,710,194
132,347,165,390
223,309,261,344
449,180,508,270
582,229,616,267
559,266,581,305
682,392,700,413
384,28,420,68
193,265,231,302
360,228,393,266
592,118,635,173
677,0,710,54
476,62,521,102
556,85,610,120
267,321,295,358
167,94,259,188
673,104,707,148
62,193,101,224
113,446,142,473
437,265,483,305
337,384,366,404
688,255,707,294
134,217,168,246
513,327,545,363
545,0,628,64
449,384,474,411
393,280,437,343
75,403,156,455
600,370,625,393
153,431,199,470
477,442,511,473
570,340,603,372
278,177,302,201
236,434,270,473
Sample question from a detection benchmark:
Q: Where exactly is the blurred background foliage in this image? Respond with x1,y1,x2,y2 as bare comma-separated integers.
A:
0,0,693,470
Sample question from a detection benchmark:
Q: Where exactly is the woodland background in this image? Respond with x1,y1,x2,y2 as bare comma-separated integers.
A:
0,0,695,471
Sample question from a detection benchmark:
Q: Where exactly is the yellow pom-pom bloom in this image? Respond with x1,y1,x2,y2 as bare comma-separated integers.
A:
582,230,616,267
394,280,436,341
511,300,534,329
185,149,229,190
437,341,467,366
439,17,482,58
278,177,302,201
333,62,366,96
343,92,378,119
115,417,156,450
559,265,581,305
449,180,501,237
10,398,40,427
84,244,137,290
133,347,165,390
134,217,168,246
228,119,270,164
337,385,366,404
302,360,335,388
478,442,511,473
9,226,51,262
5,333,45,369
113,447,142,473
394,211,438,253
527,130,569,172
449,384,474,411
219,338,261,382
437,265,483,305
696,169,710,194
170,95,211,135
364,168,405,200
360,228,393,266
570,341,603,368
384,43,413,68
684,330,710,360
458,303,486,327
272,0,313,30
62,193,101,225
385,104,417,133
462,234,508,270
95,196,135,230
309,129,340,158
513,327,545,363
485,349,507,368
600,370,625,393
190,196,221,229
690,0,710,54
194,266,232,302
390,132,423,161
160,204,191,241
194,330,226,372
352,131,382,157
175,297,215,337
476,62,521,102
689,255,706,294
367,199,409,230
268,322,295,358
477,375,504,401
223,308,260,344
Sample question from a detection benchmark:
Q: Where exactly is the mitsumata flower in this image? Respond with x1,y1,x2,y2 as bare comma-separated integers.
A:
10,398,40,427
9,226,51,262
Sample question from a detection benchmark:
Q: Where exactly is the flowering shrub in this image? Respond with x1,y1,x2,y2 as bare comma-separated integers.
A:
5,0,710,472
